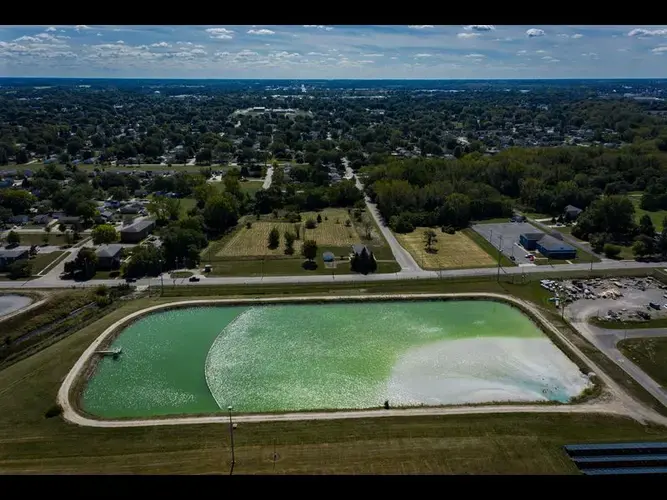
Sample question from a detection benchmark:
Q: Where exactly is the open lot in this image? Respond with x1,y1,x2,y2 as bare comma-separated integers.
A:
216,209,365,258
202,208,400,276
211,180,264,197
395,227,496,270
2,286,667,473
3,232,70,247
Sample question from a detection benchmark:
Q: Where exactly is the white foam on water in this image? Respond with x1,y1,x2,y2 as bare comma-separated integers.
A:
386,337,592,406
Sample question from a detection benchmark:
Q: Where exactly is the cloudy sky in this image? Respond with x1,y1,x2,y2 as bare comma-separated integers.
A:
1,25,667,79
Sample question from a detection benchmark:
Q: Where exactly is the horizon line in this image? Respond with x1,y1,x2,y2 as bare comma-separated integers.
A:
1,76,667,81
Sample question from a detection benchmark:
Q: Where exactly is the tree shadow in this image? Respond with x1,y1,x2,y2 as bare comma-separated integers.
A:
302,260,318,271
425,248,439,254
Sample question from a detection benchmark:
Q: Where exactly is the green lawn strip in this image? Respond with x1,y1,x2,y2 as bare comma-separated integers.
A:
462,228,516,267
618,337,667,388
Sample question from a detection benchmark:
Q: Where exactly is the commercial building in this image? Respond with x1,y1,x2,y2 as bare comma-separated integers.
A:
519,233,544,251
535,235,577,259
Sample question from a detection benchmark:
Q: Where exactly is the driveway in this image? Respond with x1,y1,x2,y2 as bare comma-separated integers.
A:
345,165,421,272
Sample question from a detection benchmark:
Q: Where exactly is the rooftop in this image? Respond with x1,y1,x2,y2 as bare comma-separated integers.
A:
0,247,30,258
521,232,544,241
537,235,576,252
121,219,155,233
95,244,124,259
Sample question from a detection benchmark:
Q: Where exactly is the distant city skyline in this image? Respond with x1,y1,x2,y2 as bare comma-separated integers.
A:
1,25,667,79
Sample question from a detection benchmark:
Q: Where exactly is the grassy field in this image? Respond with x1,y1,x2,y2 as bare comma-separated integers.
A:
533,247,601,266
591,317,667,330
29,251,66,275
630,194,667,232
6,232,71,247
2,284,667,473
618,337,667,387
211,180,264,197
218,209,361,258
395,228,496,270
202,207,400,276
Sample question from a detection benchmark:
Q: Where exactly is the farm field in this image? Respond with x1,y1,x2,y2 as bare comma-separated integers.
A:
2,291,667,473
216,208,365,258
395,228,496,270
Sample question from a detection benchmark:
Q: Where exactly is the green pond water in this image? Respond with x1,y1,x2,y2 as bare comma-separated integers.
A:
81,300,592,418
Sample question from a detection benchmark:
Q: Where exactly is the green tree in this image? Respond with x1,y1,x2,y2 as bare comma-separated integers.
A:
284,231,296,255
639,214,656,237
8,260,31,280
124,245,164,278
316,213,322,224
202,193,239,235
92,224,118,245
603,243,622,259
42,232,50,245
6,230,20,246
268,227,280,249
633,239,649,258
0,189,36,215
72,247,98,279
148,196,182,225
423,228,437,252
76,200,97,222
162,221,208,269
658,217,667,257
302,239,318,261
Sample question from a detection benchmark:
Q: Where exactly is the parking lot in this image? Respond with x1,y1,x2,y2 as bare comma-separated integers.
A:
471,222,540,266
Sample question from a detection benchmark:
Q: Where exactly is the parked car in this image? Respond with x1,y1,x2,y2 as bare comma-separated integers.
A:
189,276,200,282
125,277,137,283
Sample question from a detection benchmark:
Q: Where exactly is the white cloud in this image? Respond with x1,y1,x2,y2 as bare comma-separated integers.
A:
464,53,486,58
628,28,667,37
526,28,546,38
248,29,275,35
414,53,432,58
307,51,327,56
96,32,102,37
362,53,384,57
572,33,584,39
303,25,333,31
75,25,91,31
581,52,599,58
205,28,234,40
516,50,528,55
408,25,434,29
464,25,495,31
116,40,125,44
457,32,480,39
358,60,375,64
652,46,667,54
151,42,171,48
45,27,57,32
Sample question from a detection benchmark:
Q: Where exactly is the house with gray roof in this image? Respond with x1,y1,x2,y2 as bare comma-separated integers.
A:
95,244,124,270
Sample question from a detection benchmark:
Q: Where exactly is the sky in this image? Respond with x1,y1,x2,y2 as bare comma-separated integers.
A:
1,25,667,79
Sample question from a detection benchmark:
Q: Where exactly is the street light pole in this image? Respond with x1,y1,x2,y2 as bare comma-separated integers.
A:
496,235,503,282
228,405,235,475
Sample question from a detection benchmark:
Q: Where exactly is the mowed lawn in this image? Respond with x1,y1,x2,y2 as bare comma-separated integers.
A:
1,297,667,474
395,228,496,270
630,194,667,232
217,209,362,258
211,180,264,197
618,337,667,387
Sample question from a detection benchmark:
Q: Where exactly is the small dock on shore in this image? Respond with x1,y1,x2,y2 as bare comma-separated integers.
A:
95,347,122,357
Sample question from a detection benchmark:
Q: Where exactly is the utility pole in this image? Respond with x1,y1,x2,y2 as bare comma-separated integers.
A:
496,235,503,282
228,405,235,475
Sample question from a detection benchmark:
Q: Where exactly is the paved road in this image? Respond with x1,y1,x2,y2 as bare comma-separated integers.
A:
344,165,422,273
0,253,661,290
566,299,667,409
262,165,274,190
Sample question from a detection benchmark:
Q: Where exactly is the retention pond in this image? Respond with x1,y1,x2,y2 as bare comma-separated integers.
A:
81,300,592,418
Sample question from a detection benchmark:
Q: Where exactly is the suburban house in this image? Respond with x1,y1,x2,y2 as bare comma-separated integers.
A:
32,214,52,225
57,216,82,228
8,215,30,226
95,210,116,224
564,205,583,221
520,231,577,260
0,247,30,270
119,204,144,215
120,219,156,243
95,244,124,270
